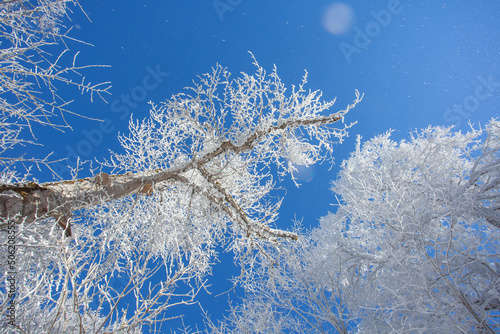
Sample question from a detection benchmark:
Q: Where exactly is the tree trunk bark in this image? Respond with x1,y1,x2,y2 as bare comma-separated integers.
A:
0,171,159,235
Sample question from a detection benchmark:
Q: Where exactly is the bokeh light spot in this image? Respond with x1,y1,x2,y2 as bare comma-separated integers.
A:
322,2,355,35
294,164,316,183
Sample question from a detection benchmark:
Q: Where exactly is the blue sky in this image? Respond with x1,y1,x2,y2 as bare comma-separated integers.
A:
25,0,499,331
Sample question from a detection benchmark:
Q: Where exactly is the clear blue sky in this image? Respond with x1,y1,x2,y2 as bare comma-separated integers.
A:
27,0,499,331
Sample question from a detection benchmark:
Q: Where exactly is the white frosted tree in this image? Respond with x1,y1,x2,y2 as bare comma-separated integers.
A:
215,120,500,333
0,0,110,177
0,51,362,332
205,232,363,334
321,120,500,333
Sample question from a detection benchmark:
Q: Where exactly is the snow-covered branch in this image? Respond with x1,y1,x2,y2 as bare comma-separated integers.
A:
0,0,111,170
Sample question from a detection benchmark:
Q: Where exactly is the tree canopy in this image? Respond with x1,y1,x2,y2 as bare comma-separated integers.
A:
216,120,500,333
2,2,498,334
0,6,362,328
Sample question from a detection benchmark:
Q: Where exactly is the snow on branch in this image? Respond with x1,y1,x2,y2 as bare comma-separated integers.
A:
0,0,111,171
